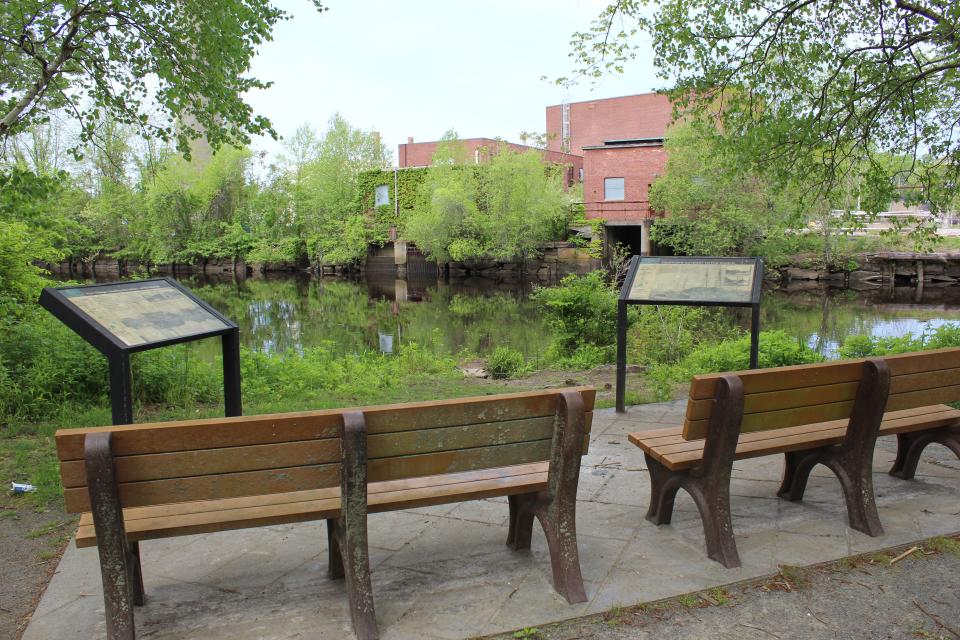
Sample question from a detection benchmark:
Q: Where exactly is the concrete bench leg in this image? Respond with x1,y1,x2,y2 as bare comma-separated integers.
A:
85,432,137,640
776,360,889,538
506,493,537,550
643,375,743,569
889,427,960,480
330,411,378,640
503,391,588,604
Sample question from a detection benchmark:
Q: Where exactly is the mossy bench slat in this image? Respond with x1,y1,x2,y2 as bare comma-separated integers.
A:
56,387,595,640
628,347,960,569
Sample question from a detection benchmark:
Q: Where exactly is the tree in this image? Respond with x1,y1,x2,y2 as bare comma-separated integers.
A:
483,146,570,261
405,135,572,263
299,114,392,264
405,134,481,262
0,1,325,158
562,1,960,213
649,122,801,257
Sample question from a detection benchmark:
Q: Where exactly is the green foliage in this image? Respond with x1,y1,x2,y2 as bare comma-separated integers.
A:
487,347,529,379
404,134,572,262
648,123,801,258
648,331,824,400
0,1,325,157
838,324,960,358
563,1,960,218
0,167,66,316
629,305,736,366
295,115,393,265
0,310,220,422
0,221,61,317
239,342,458,404
532,271,630,368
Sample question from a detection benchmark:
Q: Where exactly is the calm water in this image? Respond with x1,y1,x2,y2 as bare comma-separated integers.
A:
151,273,960,361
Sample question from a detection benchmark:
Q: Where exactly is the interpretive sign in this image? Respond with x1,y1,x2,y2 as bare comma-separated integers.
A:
626,259,758,304
616,256,764,412
59,280,230,347
40,278,241,424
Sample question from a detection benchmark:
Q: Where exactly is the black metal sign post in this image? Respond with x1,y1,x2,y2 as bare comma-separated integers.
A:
39,278,242,425
615,256,764,414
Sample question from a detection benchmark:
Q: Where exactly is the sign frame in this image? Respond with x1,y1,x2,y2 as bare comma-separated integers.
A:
39,277,242,424
615,256,764,413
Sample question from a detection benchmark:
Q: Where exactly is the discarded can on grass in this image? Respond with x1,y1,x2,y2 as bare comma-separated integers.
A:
11,482,36,494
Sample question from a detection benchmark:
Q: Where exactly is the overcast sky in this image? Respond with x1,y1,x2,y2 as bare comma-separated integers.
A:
245,0,661,161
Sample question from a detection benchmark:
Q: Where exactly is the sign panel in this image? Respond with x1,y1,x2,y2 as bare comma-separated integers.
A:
616,256,763,413
39,277,242,425
59,279,230,347
622,257,761,305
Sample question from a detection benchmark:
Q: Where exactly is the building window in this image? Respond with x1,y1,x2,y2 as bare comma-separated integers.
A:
604,177,625,201
375,185,390,207
579,168,584,181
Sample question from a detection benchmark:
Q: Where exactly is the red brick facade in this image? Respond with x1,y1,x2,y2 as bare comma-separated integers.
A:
581,144,666,221
545,93,673,155
398,137,583,185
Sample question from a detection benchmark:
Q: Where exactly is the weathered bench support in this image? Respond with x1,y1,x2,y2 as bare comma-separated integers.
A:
85,432,145,640
505,391,588,603
643,375,744,568
327,411,378,640
777,359,890,537
889,426,960,480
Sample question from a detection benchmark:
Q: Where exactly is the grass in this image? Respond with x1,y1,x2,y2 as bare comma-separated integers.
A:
0,373,529,515
677,594,702,608
777,564,812,590
707,587,731,605
924,536,960,558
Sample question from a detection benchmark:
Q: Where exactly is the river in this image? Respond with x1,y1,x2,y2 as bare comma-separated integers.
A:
126,272,960,362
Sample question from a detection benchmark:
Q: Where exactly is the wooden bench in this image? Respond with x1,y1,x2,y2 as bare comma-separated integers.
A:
56,387,596,640
627,347,960,569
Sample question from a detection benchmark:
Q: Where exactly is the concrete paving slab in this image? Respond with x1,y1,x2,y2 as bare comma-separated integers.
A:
23,405,960,640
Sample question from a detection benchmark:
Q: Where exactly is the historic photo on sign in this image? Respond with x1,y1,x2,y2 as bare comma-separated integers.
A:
62,281,228,347
627,261,757,303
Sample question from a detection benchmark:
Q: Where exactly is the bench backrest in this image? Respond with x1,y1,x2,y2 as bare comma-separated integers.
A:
682,347,960,440
56,387,595,514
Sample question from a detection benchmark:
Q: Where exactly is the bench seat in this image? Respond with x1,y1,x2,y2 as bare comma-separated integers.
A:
75,462,549,547
630,405,960,471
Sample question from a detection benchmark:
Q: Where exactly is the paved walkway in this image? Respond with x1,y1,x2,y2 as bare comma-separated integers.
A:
24,402,960,640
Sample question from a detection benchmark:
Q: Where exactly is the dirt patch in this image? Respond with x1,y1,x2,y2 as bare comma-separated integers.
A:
483,535,960,640
0,499,75,639
462,363,686,408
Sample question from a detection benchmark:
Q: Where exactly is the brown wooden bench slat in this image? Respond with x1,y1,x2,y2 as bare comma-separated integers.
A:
56,387,596,461
75,463,552,547
684,399,857,439
64,437,556,513
686,381,860,421
79,462,549,527
59,414,577,489
686,369,960,422
633,405,960,471
689,347,960,401
645,406,960,456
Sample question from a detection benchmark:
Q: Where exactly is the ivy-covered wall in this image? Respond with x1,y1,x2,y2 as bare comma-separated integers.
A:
356,162,569,232
356,167,429,230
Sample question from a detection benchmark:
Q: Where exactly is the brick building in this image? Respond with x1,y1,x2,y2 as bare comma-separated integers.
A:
394,92,674,256
398,136,583,187
546,93,673,255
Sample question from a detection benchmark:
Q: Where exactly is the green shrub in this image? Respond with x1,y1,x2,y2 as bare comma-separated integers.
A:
649,330,824,400
628,305,736,366
487,347,529,379
838,323,960,358
532,271,633,368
